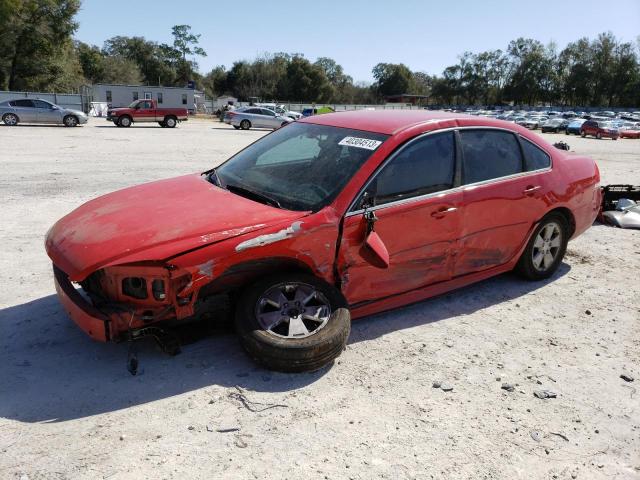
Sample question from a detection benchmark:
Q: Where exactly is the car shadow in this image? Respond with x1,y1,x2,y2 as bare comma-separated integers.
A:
0,265,569,423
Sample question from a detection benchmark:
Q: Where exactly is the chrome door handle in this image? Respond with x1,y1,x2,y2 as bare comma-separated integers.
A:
523,185,541,195
431,207,457,218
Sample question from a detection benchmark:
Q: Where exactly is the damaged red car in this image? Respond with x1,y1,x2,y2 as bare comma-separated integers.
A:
46,111,601,372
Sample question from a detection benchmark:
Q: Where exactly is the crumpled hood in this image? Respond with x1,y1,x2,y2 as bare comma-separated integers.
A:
46,174,307,281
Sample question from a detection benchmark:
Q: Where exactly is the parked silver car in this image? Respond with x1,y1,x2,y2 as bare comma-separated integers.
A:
223,107,293,130
0,98,88,127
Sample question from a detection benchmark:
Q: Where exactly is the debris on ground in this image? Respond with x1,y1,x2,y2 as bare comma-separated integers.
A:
228,386,288,413
530,431,542,442
620,373,635,382
534,390,558,399
501,383,515,392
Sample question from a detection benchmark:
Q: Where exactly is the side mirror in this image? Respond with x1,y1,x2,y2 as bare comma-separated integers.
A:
364,230,390,268
362,209,389,268
51,105,59,110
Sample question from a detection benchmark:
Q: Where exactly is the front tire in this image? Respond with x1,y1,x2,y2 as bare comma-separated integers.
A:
63,115,78,127
119,116,132,127
3,113,19,126
235,273,350,372
515,213,568,281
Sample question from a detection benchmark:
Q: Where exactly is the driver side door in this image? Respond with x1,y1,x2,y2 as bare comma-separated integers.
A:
337,131,462,306
33,100,62,124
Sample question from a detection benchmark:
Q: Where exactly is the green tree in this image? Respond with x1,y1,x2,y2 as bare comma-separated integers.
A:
0,0,80,91
372,63,415,98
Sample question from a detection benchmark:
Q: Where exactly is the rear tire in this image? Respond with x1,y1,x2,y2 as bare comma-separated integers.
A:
235,273,350,372
119,116,132,128
515,212,569,281
3,113,19,126
158,121,166,127
164,116,177,128
233,125,240,129
240,119,251,130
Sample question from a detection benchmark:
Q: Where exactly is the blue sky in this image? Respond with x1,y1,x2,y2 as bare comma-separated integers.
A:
75,0,640,83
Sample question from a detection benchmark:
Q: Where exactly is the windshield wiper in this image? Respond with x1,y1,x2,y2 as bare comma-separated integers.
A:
226,184,282,208
205,168,223,188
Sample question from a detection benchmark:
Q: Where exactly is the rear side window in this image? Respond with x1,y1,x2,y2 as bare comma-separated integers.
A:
11,99,34,107
370,131,456,206
460,130,522,184
521,138,551,171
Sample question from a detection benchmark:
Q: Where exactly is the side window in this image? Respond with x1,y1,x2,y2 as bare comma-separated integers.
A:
12,99,34,108
365,132,456,207
157,93,163,104
262,109,276,116
140,101,152,109
460,130,522,184
32,100,51,109
521,138,551,171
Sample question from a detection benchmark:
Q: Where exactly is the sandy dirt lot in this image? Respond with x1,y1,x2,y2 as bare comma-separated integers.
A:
0,118,638,480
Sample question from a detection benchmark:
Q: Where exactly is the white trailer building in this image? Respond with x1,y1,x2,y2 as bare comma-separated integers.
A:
91,84,198,112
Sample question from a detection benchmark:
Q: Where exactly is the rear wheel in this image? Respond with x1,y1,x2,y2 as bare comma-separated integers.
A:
515,213,568,281
240,119,251,130
119,116,132,128
158,121,166,127
2,113,18,126
233,125,240,129
164,116,177,128
235,273,350,372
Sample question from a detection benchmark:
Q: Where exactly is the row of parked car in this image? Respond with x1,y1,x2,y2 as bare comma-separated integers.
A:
459,108,640,140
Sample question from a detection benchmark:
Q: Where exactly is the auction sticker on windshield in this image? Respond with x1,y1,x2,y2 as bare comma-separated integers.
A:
338,136,383,150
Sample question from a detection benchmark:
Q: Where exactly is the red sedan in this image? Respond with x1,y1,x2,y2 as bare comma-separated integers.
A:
45,111,601,372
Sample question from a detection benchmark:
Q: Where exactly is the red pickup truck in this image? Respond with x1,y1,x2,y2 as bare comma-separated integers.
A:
106,99,189,128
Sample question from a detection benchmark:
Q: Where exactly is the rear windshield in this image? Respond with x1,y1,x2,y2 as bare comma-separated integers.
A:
214,122,389,211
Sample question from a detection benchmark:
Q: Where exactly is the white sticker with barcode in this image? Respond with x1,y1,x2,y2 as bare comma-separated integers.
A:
338,136,382,150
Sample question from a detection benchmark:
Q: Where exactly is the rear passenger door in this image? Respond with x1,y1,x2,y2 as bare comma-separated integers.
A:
11,99,37,122
453,129,551,276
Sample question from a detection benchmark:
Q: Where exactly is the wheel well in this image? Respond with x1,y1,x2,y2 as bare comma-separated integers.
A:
197,257,314,300
546,207,576,237
165,115,177,120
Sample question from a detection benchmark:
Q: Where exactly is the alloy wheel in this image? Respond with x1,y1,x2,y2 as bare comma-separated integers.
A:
532,222,562,272
255,282,331,339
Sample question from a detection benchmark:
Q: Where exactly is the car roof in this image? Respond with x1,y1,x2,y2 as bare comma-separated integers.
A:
298,109,481,135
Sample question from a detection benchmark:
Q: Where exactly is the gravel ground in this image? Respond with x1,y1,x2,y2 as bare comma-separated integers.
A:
0,118,638,480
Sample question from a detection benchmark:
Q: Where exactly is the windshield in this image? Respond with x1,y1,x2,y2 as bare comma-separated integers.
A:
128,100,140,108
214,122,389,211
